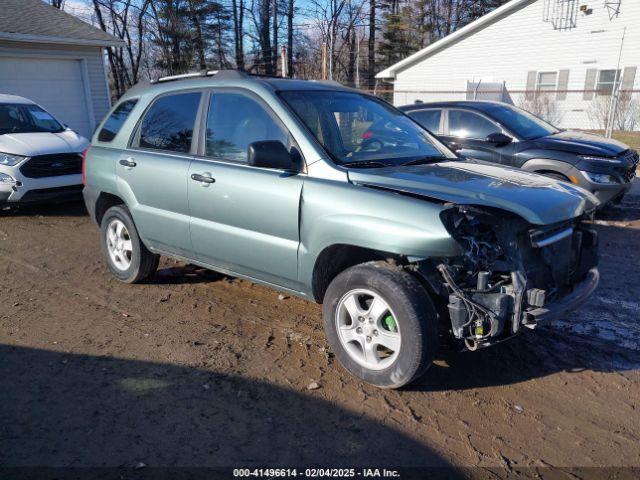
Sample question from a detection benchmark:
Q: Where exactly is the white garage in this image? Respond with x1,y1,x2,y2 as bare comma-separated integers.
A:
0,0,122,138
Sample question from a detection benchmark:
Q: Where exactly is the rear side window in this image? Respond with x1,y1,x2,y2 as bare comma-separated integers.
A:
137,92,201,153
98,99,138,142
409,109,442,134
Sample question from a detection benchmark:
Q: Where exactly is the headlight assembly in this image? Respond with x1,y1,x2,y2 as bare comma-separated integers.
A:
581,171,618,184
0,152,27,166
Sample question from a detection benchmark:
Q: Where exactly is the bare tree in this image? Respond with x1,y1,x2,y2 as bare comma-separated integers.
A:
79,0,512,96
309,0,347,80
232,0,245,70
287,0,294,76
273,0,279,73
588,92,640,131
518,93,563,126
256,0,273,74
367,0,376,89
92,0,153,97
343,0,366,85
187,0,208,70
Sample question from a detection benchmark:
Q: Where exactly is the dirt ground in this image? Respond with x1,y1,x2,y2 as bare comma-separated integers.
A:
1,189,639,476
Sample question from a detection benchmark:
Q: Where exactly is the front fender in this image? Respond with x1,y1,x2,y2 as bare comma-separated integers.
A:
519,157,574,176
297,179,461,288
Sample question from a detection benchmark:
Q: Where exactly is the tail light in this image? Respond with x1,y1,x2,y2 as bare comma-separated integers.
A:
81,146,90,185
362,131,373,139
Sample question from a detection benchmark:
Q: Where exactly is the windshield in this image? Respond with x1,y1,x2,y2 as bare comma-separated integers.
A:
484,103,559,140
279,90,455,166
0,103,65,135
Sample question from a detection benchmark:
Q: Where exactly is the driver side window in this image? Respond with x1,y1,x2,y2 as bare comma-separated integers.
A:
205,91,288,163
448,109,500,140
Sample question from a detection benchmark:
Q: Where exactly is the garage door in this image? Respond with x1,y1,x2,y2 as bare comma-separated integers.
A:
0,56,92,137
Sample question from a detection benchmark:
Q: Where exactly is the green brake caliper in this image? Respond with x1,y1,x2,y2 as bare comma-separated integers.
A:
382,314,398,332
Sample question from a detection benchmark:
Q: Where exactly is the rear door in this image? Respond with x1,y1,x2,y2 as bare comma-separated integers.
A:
119,90,203,257
441,108,512,165
188,89,304,289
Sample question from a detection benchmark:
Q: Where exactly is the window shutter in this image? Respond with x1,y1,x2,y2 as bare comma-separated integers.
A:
621,66,637,92
583,69,597,100
556,70,570,100
526,71,537,99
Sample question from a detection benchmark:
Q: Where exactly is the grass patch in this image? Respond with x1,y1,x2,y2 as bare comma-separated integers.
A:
586,130,640,151
612,132,640,151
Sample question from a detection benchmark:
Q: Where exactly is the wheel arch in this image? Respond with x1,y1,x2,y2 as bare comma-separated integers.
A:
520,158,574,176
534,170,572,182
310,244,407,303
95,192,126,226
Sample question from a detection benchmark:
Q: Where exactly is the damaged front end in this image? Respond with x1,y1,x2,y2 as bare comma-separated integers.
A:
426,205,599,350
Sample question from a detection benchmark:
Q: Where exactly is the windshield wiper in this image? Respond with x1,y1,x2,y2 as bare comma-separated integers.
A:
400,155,447,166
343,160,395,169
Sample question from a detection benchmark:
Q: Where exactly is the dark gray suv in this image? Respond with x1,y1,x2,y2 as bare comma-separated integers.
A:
400,101,638,207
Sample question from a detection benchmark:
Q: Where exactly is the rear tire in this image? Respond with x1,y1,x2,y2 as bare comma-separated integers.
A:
322,261,439,389
100,205,159,283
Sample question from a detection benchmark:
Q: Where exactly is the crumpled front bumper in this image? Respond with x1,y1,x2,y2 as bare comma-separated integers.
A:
524,267,599,322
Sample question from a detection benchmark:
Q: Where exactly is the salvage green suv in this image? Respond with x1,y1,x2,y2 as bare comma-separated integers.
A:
83,71,600,388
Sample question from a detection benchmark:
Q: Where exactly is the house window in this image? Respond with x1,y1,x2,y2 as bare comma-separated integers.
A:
596,69,621,95
537,72,558,91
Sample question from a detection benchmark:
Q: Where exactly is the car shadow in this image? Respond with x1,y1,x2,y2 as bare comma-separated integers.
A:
151,264,229,285
595,193,640,222
409,322,639,393
0,198,88,217
0,344,454,471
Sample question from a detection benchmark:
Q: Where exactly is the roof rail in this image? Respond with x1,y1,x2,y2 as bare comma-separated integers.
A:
150,69,250,84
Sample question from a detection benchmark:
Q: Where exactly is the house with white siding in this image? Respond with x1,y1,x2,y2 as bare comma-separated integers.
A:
0,0,122,137
376,0,639,130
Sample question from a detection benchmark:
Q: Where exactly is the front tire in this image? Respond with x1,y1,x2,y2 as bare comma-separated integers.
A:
100,205,159,283
322,261,438,389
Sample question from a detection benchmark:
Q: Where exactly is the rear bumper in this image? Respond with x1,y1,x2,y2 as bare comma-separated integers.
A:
82,185,100,224
524,267,599,322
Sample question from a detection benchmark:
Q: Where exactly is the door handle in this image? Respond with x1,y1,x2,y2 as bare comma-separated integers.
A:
191,173,215,184
119,158,137,167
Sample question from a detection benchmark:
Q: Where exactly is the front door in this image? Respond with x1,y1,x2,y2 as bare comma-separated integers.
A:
188,89,304,289
442,108,514,166
119,90,202,257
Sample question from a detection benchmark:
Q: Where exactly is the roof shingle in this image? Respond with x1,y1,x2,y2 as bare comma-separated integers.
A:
0,0,123,46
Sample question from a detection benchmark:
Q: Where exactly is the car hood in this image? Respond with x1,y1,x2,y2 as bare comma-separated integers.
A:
348,161,599,225
533,130,628,157
0,130,88,156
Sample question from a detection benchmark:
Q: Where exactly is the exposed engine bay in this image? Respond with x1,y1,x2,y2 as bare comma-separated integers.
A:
421,205,599,350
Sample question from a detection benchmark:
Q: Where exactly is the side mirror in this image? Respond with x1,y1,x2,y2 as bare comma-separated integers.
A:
485,132,513,146
447,141,463,152
247,140,300,171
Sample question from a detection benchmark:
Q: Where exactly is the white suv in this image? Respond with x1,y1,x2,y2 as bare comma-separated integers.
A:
0,94,89,206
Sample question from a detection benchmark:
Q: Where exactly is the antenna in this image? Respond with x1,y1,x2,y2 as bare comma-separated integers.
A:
604,0,622,19
542,0,578,30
